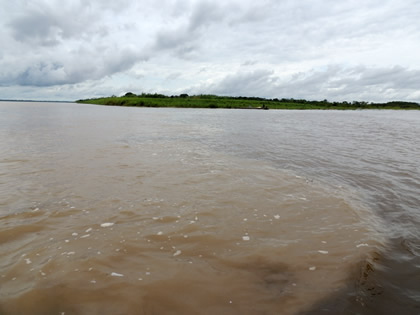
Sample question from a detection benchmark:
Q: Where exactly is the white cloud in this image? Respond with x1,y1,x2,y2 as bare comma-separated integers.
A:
1,0,420,102
186,65,420,103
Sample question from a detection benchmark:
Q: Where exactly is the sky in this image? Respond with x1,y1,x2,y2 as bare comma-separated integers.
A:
1,0,420,102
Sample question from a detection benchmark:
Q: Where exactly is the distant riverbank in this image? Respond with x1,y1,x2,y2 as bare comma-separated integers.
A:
77,93,420,110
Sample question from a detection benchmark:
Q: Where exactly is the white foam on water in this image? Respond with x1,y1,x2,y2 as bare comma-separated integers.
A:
100,223,114,227
356,243,369,247
111,272,124,277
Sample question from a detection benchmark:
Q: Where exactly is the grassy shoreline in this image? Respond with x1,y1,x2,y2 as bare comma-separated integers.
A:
77,93,420,110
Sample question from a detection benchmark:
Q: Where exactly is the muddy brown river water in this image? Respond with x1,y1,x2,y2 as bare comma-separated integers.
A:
0,102,419,314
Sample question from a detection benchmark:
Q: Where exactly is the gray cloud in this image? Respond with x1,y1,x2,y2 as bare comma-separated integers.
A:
191,66,420,102
199,69,276,97
1,1,149,88
166,72,182,80
10,48,144,87
188,1,228,31
153,1,235,58
9,11,62,46
16,62,67,86
7,3,98,46
1,0,420,101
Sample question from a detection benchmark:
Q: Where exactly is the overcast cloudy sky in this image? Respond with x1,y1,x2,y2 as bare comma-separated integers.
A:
1,0,420,102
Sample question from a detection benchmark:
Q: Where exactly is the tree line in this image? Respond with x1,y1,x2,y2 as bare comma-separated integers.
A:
119,92,419,108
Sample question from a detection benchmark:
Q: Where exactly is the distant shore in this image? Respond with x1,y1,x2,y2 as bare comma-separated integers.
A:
76,93,420,110
0,99,73,103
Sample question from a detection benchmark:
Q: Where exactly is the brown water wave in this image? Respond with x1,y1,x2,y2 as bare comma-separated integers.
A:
0,137,385,314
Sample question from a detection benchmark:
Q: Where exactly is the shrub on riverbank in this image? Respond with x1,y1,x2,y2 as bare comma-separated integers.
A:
77,94,420,110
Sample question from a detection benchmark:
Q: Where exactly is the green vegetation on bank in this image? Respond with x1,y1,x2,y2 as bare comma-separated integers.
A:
76,93,420,110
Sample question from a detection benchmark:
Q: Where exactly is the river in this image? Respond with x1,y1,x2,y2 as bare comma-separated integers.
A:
0,102,419,314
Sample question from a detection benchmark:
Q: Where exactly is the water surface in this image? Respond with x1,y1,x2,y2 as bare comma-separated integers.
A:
0,102,419,314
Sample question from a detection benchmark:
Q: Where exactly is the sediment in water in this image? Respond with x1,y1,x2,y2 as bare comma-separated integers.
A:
0,140,387,314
